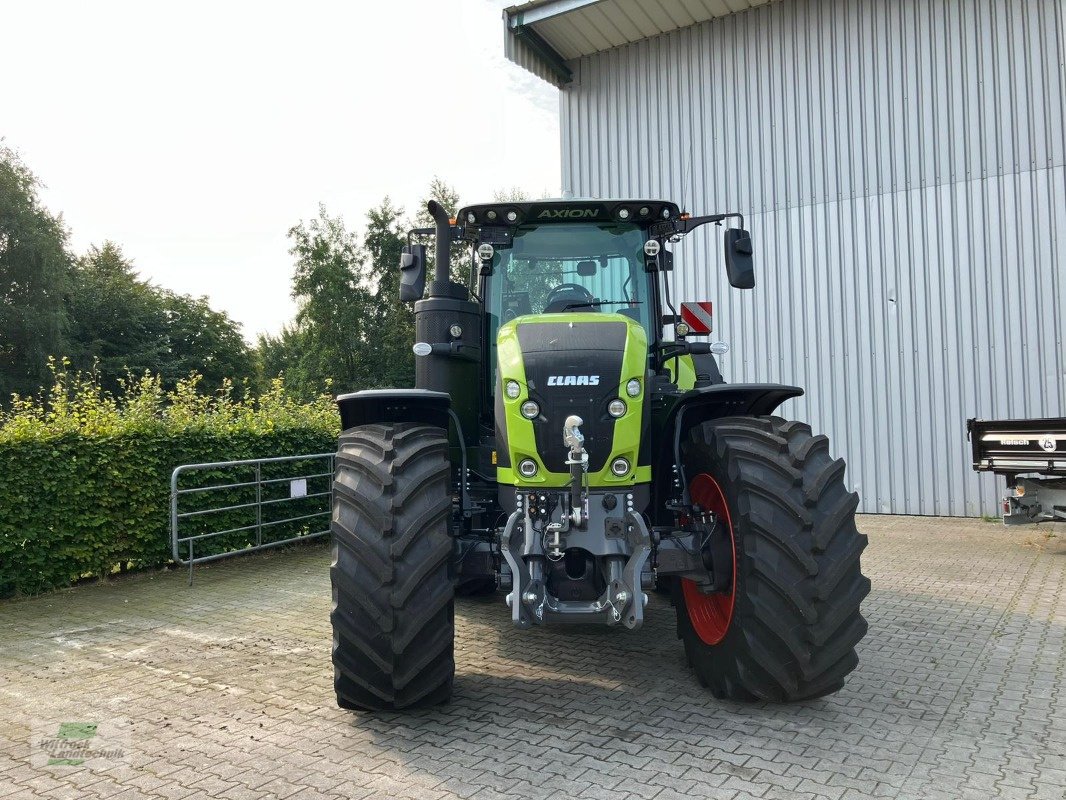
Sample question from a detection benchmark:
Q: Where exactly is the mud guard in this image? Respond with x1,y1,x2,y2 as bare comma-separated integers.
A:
656,383,804,513
670,383,802,424
336,389,451,431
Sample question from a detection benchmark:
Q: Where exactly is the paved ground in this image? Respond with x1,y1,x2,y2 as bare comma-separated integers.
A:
0,515,1063,800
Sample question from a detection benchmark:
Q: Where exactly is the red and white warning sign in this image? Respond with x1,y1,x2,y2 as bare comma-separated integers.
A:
680,301,713,334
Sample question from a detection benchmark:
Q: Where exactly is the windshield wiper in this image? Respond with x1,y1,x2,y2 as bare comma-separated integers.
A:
562,299,641,311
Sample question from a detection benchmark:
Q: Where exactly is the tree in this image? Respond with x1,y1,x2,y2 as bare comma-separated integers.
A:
66,242,168,390
415,177,466,285
0,146,70,400
1,147,250,400
66,241,250,394
157,290,251,392
286,205,374,395
414,177,460,228
363,198,415,388
493,187,531,202
258,181,472,397
254,324,312,396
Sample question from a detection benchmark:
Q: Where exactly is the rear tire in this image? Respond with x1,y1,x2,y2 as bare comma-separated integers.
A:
672,416,870,702
331,423,455,711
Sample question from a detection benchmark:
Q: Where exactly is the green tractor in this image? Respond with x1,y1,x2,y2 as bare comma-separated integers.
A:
330,198,870,710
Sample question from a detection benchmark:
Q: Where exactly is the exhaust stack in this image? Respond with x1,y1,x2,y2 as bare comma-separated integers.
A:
412,200,479,446
426,200,456,297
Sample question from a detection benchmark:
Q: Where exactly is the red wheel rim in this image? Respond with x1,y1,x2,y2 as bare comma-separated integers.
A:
681,473,737,646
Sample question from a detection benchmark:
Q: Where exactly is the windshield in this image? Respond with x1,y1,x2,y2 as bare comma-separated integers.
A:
488,222,650,321
484,222,652,393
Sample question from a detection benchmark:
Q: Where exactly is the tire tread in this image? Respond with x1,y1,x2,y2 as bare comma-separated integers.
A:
674,415,869,702
330,423,455,711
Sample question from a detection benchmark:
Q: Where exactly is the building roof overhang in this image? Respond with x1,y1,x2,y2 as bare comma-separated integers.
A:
503,0,776,86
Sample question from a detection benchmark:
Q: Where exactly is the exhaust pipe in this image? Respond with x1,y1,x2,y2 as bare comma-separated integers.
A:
412,198,476,444
426,200,452,289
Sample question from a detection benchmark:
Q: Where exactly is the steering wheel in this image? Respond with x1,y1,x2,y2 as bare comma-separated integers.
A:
544,283,595,312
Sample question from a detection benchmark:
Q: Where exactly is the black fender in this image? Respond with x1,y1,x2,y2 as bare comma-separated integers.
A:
336,389,451,432
652,383,804,519
337,389,470,515
668,383,803,431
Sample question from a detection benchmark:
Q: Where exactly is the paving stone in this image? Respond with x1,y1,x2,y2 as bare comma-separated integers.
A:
0,516,1062,799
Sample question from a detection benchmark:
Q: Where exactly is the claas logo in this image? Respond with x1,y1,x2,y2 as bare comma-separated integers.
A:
547,375,601,386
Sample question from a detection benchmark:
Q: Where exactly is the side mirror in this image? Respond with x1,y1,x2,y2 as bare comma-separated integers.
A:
723,229,755,289
399,244,427,303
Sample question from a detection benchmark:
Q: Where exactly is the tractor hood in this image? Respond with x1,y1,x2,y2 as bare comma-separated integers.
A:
495,313,649,487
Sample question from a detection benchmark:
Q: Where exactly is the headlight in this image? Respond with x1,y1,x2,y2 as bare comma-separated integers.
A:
448,323,463,339
608,399,627,418
521,400,540,419
518,459,538,478
505,380,521,399
626,378,641,397
610,457,630,476
675,322,690,338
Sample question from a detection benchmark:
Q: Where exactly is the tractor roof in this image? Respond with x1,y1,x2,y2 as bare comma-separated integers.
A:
456,199,682,227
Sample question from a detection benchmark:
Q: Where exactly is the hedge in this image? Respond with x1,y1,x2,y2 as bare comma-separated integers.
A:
0,364,340,597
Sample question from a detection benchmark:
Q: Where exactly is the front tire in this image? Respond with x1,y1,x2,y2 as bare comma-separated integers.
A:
672,416,870,702
331,423,455,711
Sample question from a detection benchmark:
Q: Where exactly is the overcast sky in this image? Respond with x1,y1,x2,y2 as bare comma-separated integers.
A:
1,0,560,339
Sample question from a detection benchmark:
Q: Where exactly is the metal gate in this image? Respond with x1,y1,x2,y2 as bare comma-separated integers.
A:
171,453,334,581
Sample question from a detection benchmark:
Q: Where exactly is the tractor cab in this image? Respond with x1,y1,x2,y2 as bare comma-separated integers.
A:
462,202,684,501
458,201,756,485
475,207,658,422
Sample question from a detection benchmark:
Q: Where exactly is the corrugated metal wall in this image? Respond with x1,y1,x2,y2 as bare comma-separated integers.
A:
560,0,1066,516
